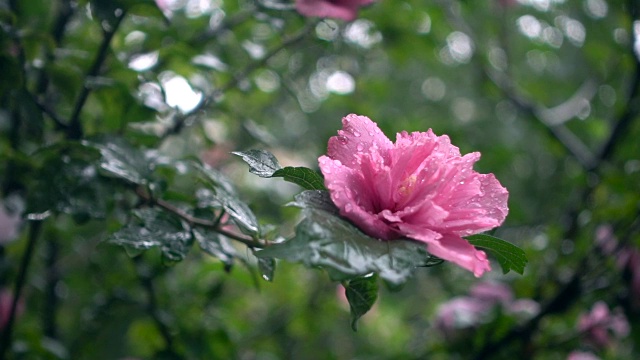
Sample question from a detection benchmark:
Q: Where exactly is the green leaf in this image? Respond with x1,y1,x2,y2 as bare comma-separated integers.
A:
466,234,528,275
287,190,339,215
232,149,281,177
272,167,326,190
84,137,152,185
234,149,325,190
256,256,276,282
255,209,441,285
27,142,110,219
107,208,193,262
194,163,259,235
193,229,236,271
344,274,378,331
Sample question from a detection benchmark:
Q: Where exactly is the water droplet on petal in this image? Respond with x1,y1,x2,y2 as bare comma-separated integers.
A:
353,131,361,137
338,135,348,145
345,203,353,212
356,144,364,151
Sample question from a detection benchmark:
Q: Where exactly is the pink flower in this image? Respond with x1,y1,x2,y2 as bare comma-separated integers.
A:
469,281,513,305
434,297,487,337
318,114,509,276
295,0,374,21
434,281,538,338
0,289,24,330
567,351,601,360
577,301,629,349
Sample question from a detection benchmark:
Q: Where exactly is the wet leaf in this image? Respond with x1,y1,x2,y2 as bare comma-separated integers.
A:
84,137,152,185
193,229,236,271
194,163,259,235
107,208,193,262
466,234,528,275
27,142,109,219
344,274,378,331
287,190,339,215
256,256,276,282
272,167,326,190
234,149,325,190
232,149,281,177
255,209,440,285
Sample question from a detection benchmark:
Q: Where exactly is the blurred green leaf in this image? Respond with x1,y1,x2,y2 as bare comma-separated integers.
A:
194,163,259,235
27,142,109,219
466,234,528,275
344,274,378,331
84,137,152,185
232,149,282,177
107,208,193,262
255,208,441,285
193,229,236,271
256,256,276,282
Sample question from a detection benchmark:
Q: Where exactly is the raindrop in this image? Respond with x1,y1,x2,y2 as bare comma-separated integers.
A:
353,130,361,137
338,136,348,145
345,203,353,212
356,144,364,151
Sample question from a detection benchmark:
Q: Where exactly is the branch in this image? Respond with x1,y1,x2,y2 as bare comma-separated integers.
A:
134,187,264,249
163,20,318,137
471,1,640,356
68,10,127,139
133,258,178,357
439,1,597,170
0,221,43,358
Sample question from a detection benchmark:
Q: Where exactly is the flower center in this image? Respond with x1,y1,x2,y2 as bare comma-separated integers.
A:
397,175,417,198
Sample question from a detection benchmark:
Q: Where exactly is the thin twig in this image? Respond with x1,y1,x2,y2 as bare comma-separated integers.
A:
163,19,319,137
471,1,640,357
439,0,598,170
133,258,178,356
0,221,43,358
68,10,127,139
134,187,264,248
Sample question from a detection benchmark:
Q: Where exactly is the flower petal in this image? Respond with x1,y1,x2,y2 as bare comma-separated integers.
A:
319,156,397,239
407,231,491,277
440,173,509,236
295,0,374,21
327,114,393,169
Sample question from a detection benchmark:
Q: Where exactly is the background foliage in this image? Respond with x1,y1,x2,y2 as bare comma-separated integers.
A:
1,0,639,358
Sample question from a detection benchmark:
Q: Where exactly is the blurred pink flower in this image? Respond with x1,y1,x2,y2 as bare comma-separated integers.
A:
434,281,538,337
295,0,374,21
155,0,169,11
469,281,513,305
578,301,629,349
567,351,601,360
0,289,24,330
594,224,617,255
318,114,509,277
435,297,487,337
